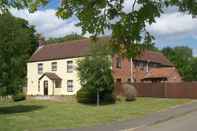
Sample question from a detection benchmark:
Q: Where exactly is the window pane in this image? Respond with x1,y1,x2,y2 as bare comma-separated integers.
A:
52,62,57,71
67,80,73,92
38,63,43,74
116,57,121,68
67,61,73,73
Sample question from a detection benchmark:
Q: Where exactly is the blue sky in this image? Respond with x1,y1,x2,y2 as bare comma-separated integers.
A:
10,0,197,55
40,0,60,10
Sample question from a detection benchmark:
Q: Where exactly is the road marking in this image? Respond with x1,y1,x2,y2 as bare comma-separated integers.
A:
121,125,146,131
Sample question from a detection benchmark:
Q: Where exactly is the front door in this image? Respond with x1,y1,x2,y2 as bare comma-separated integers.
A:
44,80,48,95
116,79,123,95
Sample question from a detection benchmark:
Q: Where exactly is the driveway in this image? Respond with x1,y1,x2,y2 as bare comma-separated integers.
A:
133,110,197,131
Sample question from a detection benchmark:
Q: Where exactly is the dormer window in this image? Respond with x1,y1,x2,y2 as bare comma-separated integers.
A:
51,62,57,71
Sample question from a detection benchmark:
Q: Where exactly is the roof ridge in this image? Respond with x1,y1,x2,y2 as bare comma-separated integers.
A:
44,38,90,47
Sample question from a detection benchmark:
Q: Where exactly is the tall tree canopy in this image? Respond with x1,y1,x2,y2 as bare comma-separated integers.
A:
189,57,197,81
162,46,193,81
0,0,197,57
0,13,37,96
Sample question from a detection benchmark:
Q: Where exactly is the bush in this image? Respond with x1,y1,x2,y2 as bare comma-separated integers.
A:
76,88,116,104
12,93,26,102
76,88,96,103
123,83,137,101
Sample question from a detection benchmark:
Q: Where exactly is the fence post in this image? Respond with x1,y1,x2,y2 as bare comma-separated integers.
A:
164,82,167,98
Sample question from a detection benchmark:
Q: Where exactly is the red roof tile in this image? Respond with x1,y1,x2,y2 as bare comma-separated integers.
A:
135,50,173,66
143,67,178,79
30,39,91,62
30,39,173,67
39,72,62,81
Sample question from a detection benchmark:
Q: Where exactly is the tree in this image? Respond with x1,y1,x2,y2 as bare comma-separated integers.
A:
77,42,115,105
0,0,47,13
46,34,85,44
162,46,193,81
189,57,197,81
0,13,37,96
1,0,197,58
57,0,197,58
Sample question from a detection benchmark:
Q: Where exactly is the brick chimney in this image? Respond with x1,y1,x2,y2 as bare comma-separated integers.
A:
35,33,46,49
38,36,45,47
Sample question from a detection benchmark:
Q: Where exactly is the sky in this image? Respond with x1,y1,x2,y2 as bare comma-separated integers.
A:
10,0,197,56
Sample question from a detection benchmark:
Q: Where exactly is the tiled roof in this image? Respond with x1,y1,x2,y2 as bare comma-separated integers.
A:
39,72,62,81
133,69,146,82
134,50,173,66
143,67,177,79
30,39,91,62
30,39,173,67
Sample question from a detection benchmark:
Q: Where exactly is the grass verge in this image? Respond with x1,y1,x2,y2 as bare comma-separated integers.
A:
0,97,191,131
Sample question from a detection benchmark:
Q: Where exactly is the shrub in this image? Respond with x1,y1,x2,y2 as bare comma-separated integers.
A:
76,88,96,103
123,83,137,101
76,88,116,104
12,93,26,102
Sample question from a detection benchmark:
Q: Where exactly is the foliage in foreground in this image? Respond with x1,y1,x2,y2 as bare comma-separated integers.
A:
1,1,197,58
77,42,115,104
0,13,37,96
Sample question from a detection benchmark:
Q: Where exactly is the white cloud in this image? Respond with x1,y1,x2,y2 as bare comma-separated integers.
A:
193,49,197,56
147,12,197,36
123,0,142,13
10,8,82,39
9,6,197,50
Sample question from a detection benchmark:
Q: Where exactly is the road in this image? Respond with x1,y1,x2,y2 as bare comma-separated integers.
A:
133,110,197,131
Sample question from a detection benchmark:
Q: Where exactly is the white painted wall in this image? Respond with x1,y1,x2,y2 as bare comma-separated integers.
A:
27,57,82,96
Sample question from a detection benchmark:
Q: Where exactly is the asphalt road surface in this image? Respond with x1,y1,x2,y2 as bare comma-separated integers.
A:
133,110,197,131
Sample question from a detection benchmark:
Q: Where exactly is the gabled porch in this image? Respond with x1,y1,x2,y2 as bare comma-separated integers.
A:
39,72,62,96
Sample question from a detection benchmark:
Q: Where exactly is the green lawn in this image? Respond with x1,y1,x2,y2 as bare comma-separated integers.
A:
0,97,191,131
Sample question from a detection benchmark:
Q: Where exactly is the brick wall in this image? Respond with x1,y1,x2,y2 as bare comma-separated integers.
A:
112,55,132,83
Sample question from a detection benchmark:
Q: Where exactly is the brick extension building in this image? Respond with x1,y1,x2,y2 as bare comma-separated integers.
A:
112,50,182,84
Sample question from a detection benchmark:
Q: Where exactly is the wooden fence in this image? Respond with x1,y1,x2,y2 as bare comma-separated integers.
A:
116,82,197,99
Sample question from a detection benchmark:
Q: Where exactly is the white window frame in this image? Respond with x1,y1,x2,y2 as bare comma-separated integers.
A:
38,63,43,74
67,80,73,92
67,61,73,73
51,62,57,71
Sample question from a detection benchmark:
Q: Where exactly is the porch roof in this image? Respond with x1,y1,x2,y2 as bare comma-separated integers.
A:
142,67,177,81
39,72,62,81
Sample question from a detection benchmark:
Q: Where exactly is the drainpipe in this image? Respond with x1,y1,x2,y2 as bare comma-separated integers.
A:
130,58,134,83
146,60,150,74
